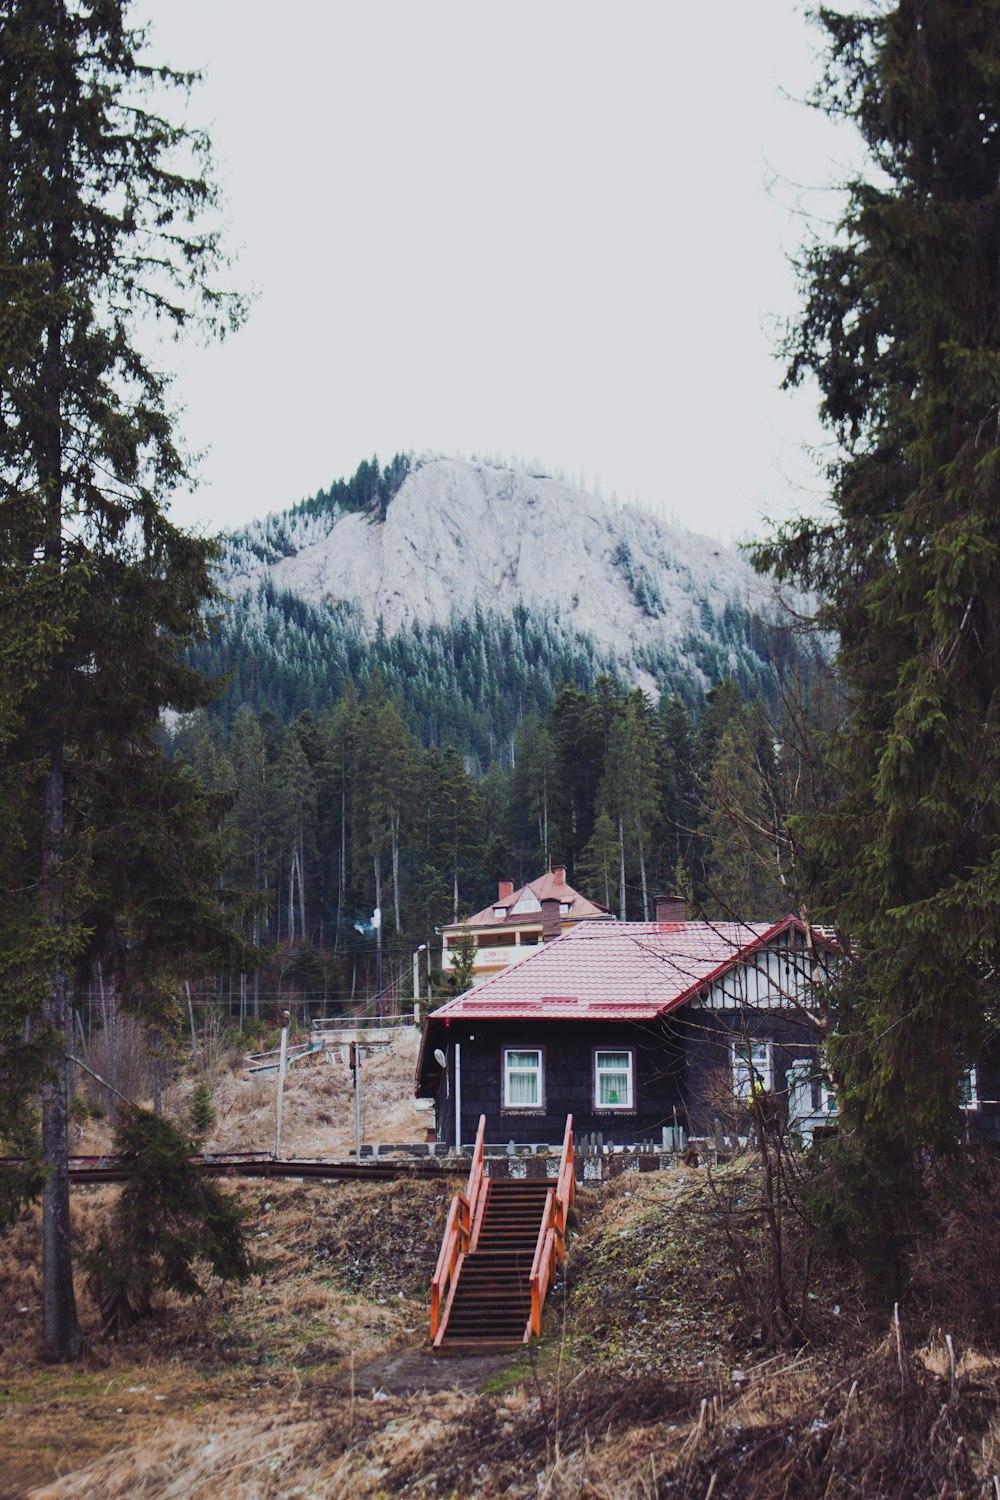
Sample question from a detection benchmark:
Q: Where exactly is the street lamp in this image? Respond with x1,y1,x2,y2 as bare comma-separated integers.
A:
413,943,427,1002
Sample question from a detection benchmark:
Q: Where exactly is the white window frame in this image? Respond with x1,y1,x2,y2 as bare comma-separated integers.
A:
959,1065,980,1109
594,1048,635,1111
731,1039,772,1100
503,1046,544,1109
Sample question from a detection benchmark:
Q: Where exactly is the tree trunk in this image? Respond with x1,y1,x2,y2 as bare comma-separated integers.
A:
288,844,297,943
151,1027,162,1114
106,974,118,1131
541,782,549,867
39,111,82,1350
41,750,82,1363
337,763,347,950
252,913,260,1022
296,830,306,942
637,826,649,921
391,811,401,932
252,829,261,1020
618,813,627,920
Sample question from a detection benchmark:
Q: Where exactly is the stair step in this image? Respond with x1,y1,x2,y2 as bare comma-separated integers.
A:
434,1125,572,1353
451,1292,525,1302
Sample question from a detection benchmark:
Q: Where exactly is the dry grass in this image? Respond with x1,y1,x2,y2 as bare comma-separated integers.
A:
194,1028,429,1158
68,1028,430,1161
9,1133,1000,1497
0,1174,456,1497
26,1333,1000,1499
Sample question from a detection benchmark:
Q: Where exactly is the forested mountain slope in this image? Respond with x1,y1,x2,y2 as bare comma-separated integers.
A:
198,455,799,760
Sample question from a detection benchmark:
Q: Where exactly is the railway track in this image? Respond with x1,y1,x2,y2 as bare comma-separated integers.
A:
0,1154,461,1186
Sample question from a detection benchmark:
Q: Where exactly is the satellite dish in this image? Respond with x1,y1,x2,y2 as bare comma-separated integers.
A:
433,1048,447,1068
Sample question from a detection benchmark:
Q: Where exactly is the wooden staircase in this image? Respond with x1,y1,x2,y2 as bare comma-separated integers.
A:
430,1116,575,1353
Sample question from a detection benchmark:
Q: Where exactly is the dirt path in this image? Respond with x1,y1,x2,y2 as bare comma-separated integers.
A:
343,1343,528,1396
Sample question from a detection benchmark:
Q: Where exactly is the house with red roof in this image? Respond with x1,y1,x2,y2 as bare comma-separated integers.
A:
438,865,611,988
417,896,839,1149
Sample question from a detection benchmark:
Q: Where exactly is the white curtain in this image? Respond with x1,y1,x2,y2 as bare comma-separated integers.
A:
506,1050,540,1105
597,1051,631,1105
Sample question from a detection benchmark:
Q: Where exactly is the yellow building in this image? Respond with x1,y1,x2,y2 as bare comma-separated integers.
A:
439,865,612,987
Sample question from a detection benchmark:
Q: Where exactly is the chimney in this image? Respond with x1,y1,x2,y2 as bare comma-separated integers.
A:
654,893,687,924
541,896,561,942
552,865,566,886
498,880,514,903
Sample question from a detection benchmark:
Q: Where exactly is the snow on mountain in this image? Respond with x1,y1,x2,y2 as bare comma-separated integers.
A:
220,455,782,689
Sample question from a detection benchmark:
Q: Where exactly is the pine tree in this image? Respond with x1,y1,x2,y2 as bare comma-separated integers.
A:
596,692,660,919
321,685,361,947
576,810,621,912
754,2,1000,1241
82,1107,250,1335
0,0,243,1358
700,706,788,920
274,725,317,945
229,707,269,1017
448,927,477,995
509,713,557,870
657,695,699,893
547,683,603,873
0,523,62,1225
354,678,416,935
434,747,484,923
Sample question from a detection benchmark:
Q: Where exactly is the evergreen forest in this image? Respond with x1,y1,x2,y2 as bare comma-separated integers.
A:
166,658,839,1016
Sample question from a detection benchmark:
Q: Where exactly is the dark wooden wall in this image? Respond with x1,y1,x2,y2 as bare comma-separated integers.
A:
673,1007,824,1135
433,1019,685,1148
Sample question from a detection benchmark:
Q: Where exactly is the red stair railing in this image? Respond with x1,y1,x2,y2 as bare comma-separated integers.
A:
527,1114,574,1338
430,1113,485,1342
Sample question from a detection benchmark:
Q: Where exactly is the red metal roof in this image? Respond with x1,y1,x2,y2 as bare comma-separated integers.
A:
415,915,831,1090
431,918,806,1020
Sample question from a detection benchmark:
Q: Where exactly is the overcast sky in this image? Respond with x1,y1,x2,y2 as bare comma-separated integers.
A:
137,2,858,544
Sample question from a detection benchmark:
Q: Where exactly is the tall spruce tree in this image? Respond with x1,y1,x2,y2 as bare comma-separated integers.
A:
755,1,1000,1240
700,706,788,920
0,1,242,1358
354,679,417,934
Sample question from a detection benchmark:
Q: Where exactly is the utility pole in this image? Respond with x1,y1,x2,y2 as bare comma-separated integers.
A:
455,1041,462,1153
373,906,382,1019
185,980,199,1062
273,1010,290,1160
351,1040,362,1161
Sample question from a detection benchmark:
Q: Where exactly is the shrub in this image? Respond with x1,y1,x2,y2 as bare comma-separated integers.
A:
83,1107,252,1335
189,1080,216,1137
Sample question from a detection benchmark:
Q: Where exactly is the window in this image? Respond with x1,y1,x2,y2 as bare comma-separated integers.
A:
731,1039,772,1099
594,1049,634,1110
504,1047,543,1108
959,1066,980,1109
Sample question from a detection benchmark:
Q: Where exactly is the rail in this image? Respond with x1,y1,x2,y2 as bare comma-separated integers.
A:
527,1114,574,1337
39,1153,464,1186
310,1013,416,1033
430,1113,486,1342
245,1040,322,1074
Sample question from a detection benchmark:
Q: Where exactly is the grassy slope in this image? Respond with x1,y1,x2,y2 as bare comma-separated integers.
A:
4,1163,1000,1498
